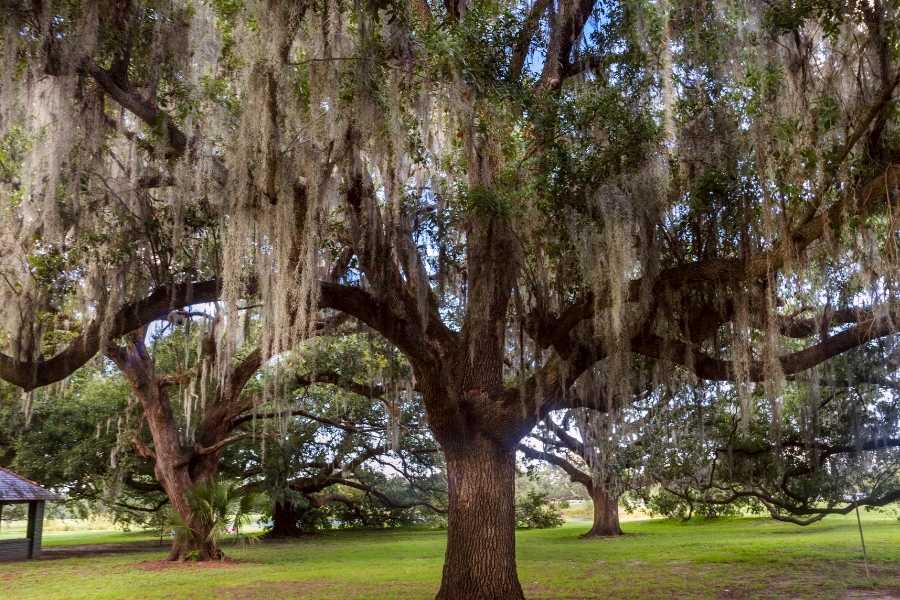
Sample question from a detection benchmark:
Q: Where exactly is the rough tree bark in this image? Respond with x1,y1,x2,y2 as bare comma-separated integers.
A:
584,485,622,538
436,435,524,600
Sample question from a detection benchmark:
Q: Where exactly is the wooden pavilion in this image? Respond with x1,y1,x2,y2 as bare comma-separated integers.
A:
0,467,60,560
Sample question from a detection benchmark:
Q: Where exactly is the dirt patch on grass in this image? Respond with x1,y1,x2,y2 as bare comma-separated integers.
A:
583,558,894,599
716,589,751,600
846,589,900,600
41,541,165,559
219,581,339,600
523,582,557,597
217,580,430,600
705,560,900,600
135,557,252,572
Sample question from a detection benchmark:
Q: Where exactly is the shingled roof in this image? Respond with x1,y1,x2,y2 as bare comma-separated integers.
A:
0,467,60,502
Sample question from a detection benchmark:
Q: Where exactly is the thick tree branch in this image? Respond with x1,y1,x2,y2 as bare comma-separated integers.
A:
191,433,249,459
232,407,378,432
633,305,900,381
509,0,552,81
541,0,597,88
116,498,170,514
334,477,448,514
664,481,900,526
528,161,900,358
319,281,447,367
82,61,187,159
0,279,220,390
518,443,591,487
0,279,396,392
542,417,585,454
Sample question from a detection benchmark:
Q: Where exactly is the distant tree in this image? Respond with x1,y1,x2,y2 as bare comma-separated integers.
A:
255,385,445,537
524,344,899,532
638,348,900,525
0,370,167,523
520,410,627,537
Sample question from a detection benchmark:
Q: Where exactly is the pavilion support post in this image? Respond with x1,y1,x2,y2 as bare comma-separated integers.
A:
26,501,44,558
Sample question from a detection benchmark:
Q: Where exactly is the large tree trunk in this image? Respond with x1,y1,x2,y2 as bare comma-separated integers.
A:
125,353,223,560
269,500,305,537
150,436,222,560
110,334,258,561
166,509,222,561
583,485,622,538
157,460,222,560
436,435,524,600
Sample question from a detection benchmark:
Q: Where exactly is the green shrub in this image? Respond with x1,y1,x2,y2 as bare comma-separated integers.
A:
515,491,564,529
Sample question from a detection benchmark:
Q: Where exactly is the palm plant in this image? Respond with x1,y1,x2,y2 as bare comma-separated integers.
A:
172,479,257,560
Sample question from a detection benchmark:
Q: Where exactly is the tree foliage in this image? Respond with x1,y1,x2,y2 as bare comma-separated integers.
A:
514,490,564,529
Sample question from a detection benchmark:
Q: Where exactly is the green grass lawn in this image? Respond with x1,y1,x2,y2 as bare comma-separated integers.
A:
1,514,898,599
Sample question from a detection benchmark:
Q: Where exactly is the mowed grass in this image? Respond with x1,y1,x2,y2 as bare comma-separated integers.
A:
1,527,160,546
0,514,898,600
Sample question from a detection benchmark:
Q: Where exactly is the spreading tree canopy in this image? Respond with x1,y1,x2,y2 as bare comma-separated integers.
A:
1,0,898,597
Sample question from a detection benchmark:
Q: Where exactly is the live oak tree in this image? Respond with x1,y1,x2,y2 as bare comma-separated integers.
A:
0,322,439,556
520,410,628,537
638,347,900,525
525,347,899,534
519,365,697,538
104,314,430,558
2,0,900,597
103,324,262,560
255,370,444,537
240,329,445,535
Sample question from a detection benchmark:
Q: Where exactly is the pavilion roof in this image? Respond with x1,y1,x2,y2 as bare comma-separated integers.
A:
0,467,60,502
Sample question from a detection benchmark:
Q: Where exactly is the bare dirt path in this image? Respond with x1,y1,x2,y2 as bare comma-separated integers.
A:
40,540,168,560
